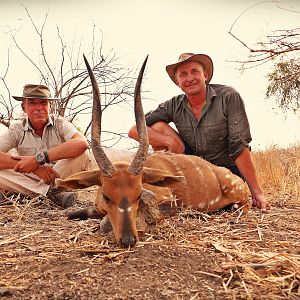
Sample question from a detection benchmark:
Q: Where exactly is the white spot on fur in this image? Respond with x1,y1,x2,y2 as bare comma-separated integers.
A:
118,207,125,213
225,174,231,179
209,196,221,206
118,206,132,213
198,202,206,208
231,179,239,186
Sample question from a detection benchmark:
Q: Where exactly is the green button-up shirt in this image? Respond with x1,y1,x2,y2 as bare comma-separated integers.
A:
145,84,252,168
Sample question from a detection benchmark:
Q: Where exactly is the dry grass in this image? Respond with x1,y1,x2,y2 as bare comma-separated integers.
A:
252,144,300,206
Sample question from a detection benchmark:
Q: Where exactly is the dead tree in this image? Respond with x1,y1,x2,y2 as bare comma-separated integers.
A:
0,5,136,147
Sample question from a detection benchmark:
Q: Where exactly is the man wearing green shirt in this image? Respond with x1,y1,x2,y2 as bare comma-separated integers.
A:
128,53,269,211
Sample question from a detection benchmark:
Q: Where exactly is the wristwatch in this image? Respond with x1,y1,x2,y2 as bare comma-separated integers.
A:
35,151,46,165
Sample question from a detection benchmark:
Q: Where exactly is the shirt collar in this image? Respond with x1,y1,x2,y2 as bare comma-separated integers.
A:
206,84,217,100
22,114,54,131
182,84,217,120
198,85,217,120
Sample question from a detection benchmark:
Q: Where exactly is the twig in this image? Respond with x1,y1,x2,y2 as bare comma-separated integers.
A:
0,230,43,246
195,270,222,279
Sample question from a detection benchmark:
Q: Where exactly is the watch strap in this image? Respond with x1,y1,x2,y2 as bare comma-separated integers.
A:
44,151,50,164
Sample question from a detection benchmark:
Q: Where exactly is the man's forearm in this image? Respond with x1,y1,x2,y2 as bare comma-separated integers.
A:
47,138,89,162
0,152,19,170
129,124,185,153
234,147,262,195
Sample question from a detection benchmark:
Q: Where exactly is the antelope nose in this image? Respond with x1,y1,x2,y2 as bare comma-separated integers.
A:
120,235,136,248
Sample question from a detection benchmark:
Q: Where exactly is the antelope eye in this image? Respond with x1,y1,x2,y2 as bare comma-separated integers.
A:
102,193,110,203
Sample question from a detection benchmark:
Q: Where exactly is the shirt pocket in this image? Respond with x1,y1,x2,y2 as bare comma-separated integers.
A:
17,146,37,156
204,122,228,153
176,125,192,143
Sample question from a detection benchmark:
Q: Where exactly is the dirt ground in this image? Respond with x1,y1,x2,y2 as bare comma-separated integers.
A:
0,188,299,300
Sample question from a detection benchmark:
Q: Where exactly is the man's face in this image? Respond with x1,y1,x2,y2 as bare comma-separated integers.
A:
175,61,208,97
22,98,50,129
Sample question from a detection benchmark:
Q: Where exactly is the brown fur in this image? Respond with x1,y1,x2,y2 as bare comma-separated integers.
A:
144,152,249,211
63,56,249,247
57,151,249,247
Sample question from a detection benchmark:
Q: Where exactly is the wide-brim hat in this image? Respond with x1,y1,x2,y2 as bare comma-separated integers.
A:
166,53,214,84
13,84,58,101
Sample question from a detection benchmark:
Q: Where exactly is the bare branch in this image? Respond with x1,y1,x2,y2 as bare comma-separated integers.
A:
229,2,300,114
229,1,279,33
1,5,136,147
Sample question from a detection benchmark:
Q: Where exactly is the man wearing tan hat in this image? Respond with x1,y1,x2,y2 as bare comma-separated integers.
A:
0,84,91,208
128,53,269,211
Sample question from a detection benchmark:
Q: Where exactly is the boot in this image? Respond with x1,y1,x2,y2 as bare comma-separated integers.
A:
47,188,77,208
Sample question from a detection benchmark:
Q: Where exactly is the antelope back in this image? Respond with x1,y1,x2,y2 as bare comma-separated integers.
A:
144,152,249,212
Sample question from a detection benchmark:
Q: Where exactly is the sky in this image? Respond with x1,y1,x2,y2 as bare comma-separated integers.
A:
0,0,299,150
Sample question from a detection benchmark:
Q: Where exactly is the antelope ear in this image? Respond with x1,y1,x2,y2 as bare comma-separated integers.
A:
56,170,101,189
142,167,183,185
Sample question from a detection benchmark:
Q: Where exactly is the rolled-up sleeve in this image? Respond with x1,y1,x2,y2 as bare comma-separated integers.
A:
0,123,21,152
145,100,173,127
227,93,252,160
55,116,79,141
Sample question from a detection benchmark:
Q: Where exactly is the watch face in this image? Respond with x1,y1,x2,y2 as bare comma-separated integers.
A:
35,152,45,165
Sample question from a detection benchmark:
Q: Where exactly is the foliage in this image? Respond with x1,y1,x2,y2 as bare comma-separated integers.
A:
266,58,300,113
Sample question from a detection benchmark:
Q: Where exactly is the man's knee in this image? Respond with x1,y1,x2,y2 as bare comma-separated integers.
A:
151,121,173,134
53,150,92,179
151,122,184,144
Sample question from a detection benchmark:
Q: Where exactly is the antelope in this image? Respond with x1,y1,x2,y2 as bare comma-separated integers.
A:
57,55,249,248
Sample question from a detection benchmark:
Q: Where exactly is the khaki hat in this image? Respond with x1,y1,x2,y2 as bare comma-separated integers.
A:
166,53,214,84
13,84,57,101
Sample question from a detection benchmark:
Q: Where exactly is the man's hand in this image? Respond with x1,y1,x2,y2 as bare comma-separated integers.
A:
167,137,185,154
252,193,270,212
14,156,39,173
33,166,60,185
10,154,22,160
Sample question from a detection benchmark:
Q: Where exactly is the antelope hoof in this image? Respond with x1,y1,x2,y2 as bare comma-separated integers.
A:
99,215,113,234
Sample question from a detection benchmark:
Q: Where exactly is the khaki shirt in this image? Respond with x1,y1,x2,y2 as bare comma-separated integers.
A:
145,84,252,168
0,114,78,159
